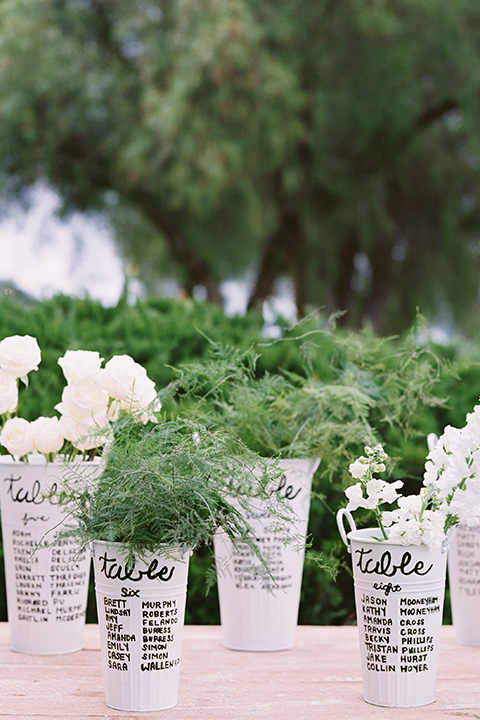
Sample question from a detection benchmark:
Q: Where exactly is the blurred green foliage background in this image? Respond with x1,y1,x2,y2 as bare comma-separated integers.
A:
1,0,480,629
1,1,480,334
0,292,478,625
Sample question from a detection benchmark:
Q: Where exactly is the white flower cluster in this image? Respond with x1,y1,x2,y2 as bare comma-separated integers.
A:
0,335,161,459
346,446,403,512
381,492,446,550
344,417,480,550
425,405,480,528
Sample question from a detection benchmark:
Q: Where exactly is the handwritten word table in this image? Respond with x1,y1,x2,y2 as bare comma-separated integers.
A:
0,624,478,719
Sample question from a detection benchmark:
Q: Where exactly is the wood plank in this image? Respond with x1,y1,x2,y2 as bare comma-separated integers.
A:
0,625,478,718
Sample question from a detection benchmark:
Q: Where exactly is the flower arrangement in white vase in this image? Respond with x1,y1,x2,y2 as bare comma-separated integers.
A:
425,406,480,646
0,333,160,654
337,442,480,707
50,411,289,711
0,334,159,460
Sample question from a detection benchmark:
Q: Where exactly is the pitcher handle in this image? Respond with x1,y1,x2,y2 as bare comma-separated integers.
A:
336,508,357,551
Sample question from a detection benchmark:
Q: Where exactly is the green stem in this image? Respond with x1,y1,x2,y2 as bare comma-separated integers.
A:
374,508,388,540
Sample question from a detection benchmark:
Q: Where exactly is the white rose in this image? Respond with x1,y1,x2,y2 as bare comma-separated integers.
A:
0,369,18,414
31,416,64,455
101,355,149,402
58,350,103,384
0,417,35,456
58,414,110,451
0,335,41,378
119,376,161,422
55,376,109,423
101,355,160,421
106,399,121,422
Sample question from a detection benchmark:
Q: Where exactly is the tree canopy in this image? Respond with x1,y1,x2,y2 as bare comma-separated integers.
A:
1,0,480,332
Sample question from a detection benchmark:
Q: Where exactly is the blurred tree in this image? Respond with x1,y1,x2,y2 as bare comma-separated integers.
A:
0,0,479,332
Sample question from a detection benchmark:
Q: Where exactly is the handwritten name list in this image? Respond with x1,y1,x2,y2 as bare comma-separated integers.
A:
355,547,443,676
361,592,441,674
453,524,480,596
232,535,293,593
98,551,184,676
12,528,88,623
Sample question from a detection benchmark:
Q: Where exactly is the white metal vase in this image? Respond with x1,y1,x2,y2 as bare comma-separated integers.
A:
426,433,479,646
0,455,98,654
92,541,190,712
448,522,480,646
215,457,319,652
337,509,447,708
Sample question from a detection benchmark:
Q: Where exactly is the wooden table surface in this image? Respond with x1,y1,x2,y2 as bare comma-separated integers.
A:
0,624,479,719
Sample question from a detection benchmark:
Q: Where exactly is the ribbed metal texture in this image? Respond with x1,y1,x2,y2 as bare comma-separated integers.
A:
215,458,319,652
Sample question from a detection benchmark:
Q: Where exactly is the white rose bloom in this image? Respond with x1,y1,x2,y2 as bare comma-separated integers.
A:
31,416,64,455
58,414,110,451
0,417,34,456
0,369,18,414
55,376,109,423
58,350,103,384
133,375,158,406
101,355,160,422
101,355,149,401
0,335,41,378
124,377,161,423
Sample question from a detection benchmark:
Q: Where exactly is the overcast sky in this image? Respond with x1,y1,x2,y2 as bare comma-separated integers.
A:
0,185,296,322
0,186,124,305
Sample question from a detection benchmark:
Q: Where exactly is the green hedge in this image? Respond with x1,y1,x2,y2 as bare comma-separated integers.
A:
0,292,478,625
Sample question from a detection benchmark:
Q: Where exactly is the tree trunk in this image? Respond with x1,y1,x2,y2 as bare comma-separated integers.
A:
363,178,404,332
124,187,223,305
364,235,395,333
287,219,308,317
330,230,359,325
247,226,289,311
